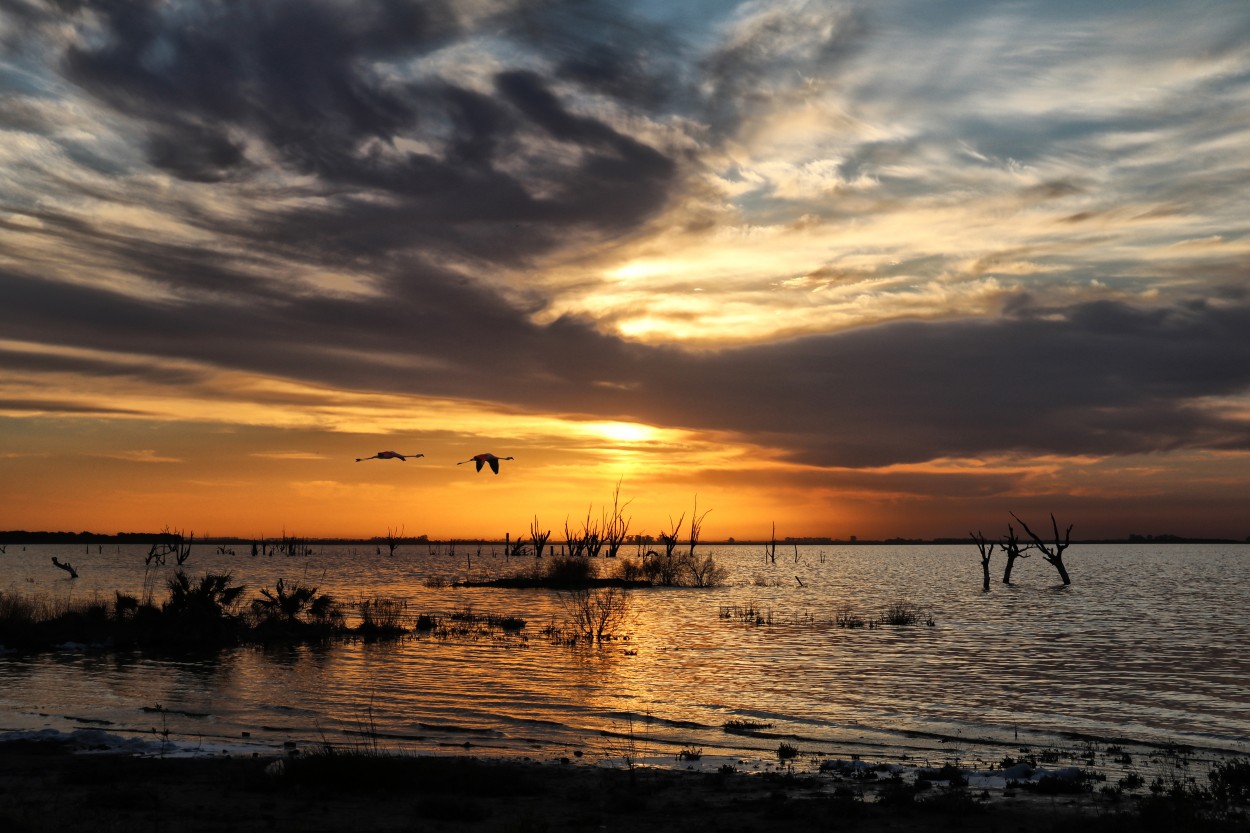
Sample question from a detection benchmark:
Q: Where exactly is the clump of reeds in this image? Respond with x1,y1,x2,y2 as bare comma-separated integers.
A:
487,613,526,632
879,601,922,625
875,600,935,627
777,742,799,760
835,605,866,628
0,591,111,647
356,598,407,636
723,719,773,735
718,603,772,626
677,747,703,761
408,608,527,641
616,549,727,588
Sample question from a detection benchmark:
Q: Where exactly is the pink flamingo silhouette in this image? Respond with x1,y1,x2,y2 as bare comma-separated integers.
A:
457,453,514,474
356,451,424,462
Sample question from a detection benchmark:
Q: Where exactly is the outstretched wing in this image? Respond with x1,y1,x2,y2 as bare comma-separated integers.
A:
488,457,500,474
475,458,485,472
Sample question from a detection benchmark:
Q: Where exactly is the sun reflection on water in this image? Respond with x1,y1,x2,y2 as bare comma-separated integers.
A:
3,543,1249,768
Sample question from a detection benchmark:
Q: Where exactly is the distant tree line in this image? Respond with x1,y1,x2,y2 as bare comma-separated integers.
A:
0,530,185,545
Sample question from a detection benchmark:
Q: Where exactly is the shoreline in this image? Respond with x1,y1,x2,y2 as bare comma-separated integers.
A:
3,735,1247,832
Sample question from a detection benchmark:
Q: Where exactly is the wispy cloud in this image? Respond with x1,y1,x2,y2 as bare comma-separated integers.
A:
249,452,330,461
100,449,183,464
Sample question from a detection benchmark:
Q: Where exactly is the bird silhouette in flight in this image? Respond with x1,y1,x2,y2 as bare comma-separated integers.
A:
457,453,514,474
356,451,424,462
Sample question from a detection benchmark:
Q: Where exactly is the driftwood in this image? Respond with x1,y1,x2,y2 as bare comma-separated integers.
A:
51,557,78,579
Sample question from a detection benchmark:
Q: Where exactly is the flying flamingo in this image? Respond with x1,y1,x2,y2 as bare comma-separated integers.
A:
355,451,424,462
457,453,514,474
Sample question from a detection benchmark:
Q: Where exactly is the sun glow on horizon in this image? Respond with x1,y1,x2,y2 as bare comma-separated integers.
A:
578,421,660,444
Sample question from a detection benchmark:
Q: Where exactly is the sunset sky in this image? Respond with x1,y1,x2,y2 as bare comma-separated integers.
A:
2,0,1249,542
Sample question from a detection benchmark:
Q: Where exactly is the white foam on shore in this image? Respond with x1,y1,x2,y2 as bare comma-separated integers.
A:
0,727,272,758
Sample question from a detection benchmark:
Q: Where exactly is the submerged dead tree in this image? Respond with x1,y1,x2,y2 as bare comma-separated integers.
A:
687,496,712,557
970,531,994,591
529,516,552,559
601,480,633,559
658,513,684,559
384,526,404,557
999,523,1032,585
1011,512,1074,585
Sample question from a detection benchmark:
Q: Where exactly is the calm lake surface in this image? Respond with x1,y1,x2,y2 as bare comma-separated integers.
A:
2,542,1248,772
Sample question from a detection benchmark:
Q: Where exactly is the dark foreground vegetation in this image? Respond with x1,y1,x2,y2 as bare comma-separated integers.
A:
0,571,385,653
0,551,708,653
2,510,733,653
1,738,1247,833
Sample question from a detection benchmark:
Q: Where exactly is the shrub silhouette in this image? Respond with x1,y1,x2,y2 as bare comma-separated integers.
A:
252,578,342,632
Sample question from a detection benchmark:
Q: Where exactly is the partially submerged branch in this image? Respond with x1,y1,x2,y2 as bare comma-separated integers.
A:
51,557,78,579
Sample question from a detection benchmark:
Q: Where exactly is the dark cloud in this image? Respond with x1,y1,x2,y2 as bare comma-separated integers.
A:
145,121,248,183
699,3,865,137
58,0,445,178
5,241,1249,468
645,294,1250,467
0,342,207,388
498,1,688,110
0,399,148,416
9,0,678,266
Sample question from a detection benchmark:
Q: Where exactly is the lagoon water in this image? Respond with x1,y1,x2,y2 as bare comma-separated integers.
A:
2,542,1248,772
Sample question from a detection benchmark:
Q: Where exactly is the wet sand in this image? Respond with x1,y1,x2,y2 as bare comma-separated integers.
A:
0,738,1243,832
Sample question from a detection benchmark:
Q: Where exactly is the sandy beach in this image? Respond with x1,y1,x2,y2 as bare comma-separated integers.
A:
3,737,1245,833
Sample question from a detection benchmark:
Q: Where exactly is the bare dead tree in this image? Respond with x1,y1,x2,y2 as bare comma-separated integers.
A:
505,533,527,558
766,522,777,564
563,517,586,558
529,516,552,558
659,513,685,559
560,587,631,642
688,496,712,556
1011,512,1073,585
999,523,1031,584
601,480,633,558
579,506,604,558
385,525,404,557
971,530,994,591
684,552,729,587
146,527,193,566
174,531,193,565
